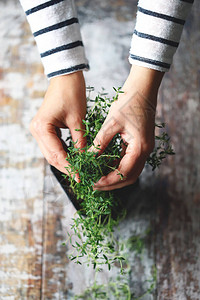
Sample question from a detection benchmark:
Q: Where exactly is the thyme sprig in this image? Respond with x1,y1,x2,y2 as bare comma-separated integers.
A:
62,87,174,298
63,87,174,270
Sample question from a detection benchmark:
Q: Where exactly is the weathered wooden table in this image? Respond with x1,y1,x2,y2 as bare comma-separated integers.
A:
0,0,199,299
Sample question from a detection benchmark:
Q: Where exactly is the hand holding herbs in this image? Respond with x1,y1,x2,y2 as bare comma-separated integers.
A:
92,65,165,191
29,71,86,180
63,83,174,299
63,84,174,272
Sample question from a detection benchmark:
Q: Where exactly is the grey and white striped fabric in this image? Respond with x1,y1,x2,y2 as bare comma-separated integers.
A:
129,0,194,72
19,0,89,79
19,0,193,78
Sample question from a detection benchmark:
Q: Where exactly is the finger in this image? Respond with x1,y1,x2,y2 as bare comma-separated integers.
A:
89,117,121,154
31,123,80,182
94,143,144,191
70,123,87,150
94,176,137,191
93,161,143,191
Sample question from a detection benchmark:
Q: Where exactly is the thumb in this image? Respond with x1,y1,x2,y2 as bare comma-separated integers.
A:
90,116,120,154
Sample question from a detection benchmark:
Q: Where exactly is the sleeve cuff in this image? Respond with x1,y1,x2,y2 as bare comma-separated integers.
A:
19,0,89,79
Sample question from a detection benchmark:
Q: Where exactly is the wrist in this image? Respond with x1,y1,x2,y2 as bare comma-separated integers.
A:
49,70,84,86
127,65,164,94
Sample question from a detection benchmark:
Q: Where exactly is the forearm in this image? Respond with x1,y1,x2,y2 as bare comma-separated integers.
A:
19,0,89,79
122,65,164,111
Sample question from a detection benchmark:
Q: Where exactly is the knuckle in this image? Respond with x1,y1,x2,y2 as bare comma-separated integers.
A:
132,139,155,160
46,152,59,167
29,118,44,135
142,140,155,156
69,116,83,129
105,116,119,129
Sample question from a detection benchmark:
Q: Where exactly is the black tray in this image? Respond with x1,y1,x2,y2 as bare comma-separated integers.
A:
50,165,140,216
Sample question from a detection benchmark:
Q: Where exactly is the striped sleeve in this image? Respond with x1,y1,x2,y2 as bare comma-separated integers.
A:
129,0,194,72
19,0,89,79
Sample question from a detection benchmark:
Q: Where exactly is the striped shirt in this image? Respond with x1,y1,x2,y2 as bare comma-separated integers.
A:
19,0,193,79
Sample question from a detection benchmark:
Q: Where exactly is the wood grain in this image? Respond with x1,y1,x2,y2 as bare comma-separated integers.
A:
155,1,200,299
0,1,46,298
0,0,199,299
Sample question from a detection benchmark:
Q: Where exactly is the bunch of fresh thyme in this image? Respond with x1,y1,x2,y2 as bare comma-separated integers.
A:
63,87,174,275
64,87,126,271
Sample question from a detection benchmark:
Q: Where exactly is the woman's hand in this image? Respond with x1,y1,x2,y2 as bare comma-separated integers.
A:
93,65,164,191
29,71,86,182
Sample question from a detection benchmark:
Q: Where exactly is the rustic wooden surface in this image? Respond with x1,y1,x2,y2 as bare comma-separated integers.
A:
155,2,200,298
0,0,199,299
0,1,46,299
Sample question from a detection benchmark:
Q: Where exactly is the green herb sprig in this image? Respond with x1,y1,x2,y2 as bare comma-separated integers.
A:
62,87,174,298
63,87,174,270
65,88,126,271
147,122,175,170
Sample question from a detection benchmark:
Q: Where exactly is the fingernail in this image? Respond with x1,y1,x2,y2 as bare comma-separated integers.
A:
75,175,80,183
